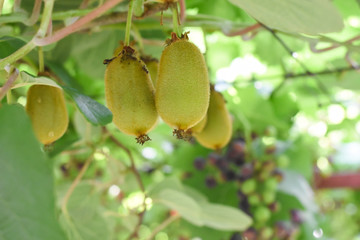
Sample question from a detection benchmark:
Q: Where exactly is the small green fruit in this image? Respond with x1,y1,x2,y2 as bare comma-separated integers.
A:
254,206,271,222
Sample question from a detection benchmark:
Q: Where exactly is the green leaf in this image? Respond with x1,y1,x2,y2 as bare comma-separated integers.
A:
133,0,144,17
60,183,112,240
12,71,62,89
0,104,67,240
270,90,299,123
277,170,318,212
149,178,253,231
63,86,112,126
0,36,27,58
201,203,252,231
228,86,288,133
228,0,344,34
155,189,204,226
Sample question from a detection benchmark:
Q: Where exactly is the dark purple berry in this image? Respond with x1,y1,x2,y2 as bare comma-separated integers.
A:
222,169,236,181
238,198,251,214
242,228,257,240
205,176,217,188
275,222,291,239
193,157,206,170
215,158,228,170
240,163,254,178
290,209,303,225
237,190,246,200
207,152,222,166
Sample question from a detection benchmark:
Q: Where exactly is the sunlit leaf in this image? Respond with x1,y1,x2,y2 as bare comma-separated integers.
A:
228,0,344,34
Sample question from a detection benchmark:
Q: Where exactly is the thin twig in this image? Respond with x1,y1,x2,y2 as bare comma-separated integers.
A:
61,153,94,221
310,35,360,53
146,214,180,240
106,132,145,192
103,127,147,239
261,23,332,98
0,69,19,102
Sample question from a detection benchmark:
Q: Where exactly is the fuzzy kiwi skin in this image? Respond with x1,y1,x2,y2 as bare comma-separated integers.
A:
156,34,210,134
105,47,158,144
194,88,232,150
26,85,69,145
189,114,207,134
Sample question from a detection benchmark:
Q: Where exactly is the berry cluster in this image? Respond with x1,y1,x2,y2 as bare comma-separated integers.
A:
193,135,302,240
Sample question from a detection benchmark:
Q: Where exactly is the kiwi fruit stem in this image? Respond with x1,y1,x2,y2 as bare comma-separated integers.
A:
171,3,181,37
124,0,135,46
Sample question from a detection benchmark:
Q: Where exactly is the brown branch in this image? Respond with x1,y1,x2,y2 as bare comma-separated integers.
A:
315,171,360,189
103,127,147,239
34,0,125,46
0,69,19,102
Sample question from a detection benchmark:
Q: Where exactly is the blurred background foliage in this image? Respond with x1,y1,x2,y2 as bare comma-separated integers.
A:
1,0,360,239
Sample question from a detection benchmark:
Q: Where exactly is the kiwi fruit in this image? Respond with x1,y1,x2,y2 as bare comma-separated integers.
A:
156,32,210,139
194,87,232,150
26,84,68,145
104,46,158,144
189,114,207,134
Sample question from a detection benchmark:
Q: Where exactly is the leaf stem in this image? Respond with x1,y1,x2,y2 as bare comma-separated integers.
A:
38,47,44,72
0,41,36,70
0,0,54,69
34,0,124,46
178,0,186,24
0,69,19,102
146,214,180,240
27,0,42,26
61,153,94,221
124,0,135,46
103,128,147,239
172,3,180,36
132,24,144,51
37,0,54,38
0,0,123,69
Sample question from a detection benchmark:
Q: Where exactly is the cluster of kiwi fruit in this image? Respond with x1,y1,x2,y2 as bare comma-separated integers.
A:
23,2,232,150
104,31,233,149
